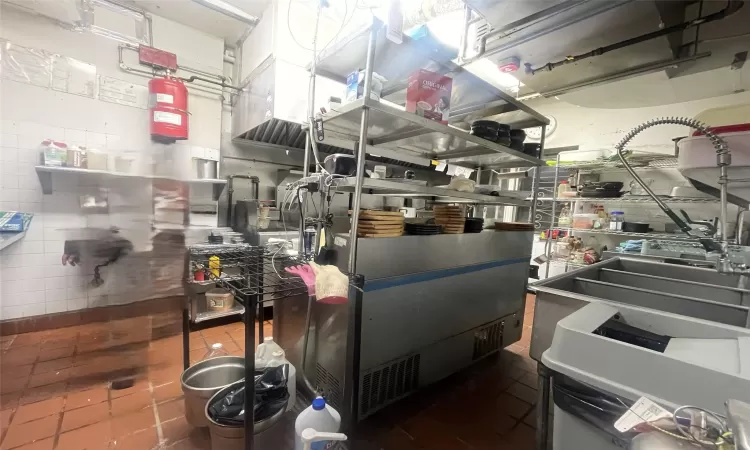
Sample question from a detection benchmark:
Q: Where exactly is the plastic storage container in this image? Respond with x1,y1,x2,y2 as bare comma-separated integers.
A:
256,338,296,412
295,397,341,450
572,213,599,229
206,288,234,311
557,180,571,198
609,211,625,231
558,206,572,226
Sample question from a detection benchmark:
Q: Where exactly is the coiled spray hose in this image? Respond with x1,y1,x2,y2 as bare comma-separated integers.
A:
615,117,730,251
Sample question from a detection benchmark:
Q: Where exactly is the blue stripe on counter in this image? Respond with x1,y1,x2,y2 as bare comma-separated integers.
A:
363,257,530,292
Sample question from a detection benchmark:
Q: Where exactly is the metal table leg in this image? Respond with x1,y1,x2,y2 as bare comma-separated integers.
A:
536,363,551,450
244,294,257,450
182,307,190,371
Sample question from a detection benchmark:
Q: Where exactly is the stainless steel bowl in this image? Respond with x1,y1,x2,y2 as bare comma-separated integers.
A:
181,356,245,427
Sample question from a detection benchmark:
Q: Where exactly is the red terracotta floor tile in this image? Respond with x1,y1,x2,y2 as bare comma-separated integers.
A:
13,396,64,424
110,390,152,416
39,336,78,351
37,346,74,362
1,364,33,381
157,398,185,422
8,333,43,349
60,401,109,432
1,414,59,449
0,377,28,395
32,358,73,375
19,382,67,406
2,348,39,367
507,382,538,405
0,392,21,411
8,437,54,450
504,423,536,450
148,367,182,388
64,387,108,411
518,371,539,390
166,428,211,450
161,416,193,445
495,393,534,420
56,421,113,450
111,427,160,450
111,408,155,438
28,368,70,388
152,382,183,404
0,408,13,430
402,415,473,450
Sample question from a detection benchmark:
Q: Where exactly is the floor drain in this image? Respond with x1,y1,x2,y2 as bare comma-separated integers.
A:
111,377,135,390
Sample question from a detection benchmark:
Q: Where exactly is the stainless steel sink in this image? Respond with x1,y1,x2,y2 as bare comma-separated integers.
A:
529,257,750,361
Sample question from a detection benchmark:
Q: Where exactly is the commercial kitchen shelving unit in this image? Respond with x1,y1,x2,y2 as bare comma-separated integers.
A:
305,16,550,274
538,151,720,277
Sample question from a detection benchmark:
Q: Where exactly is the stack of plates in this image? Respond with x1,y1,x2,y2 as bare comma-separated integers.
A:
464,218,484,233
405,222,442,235
433,205,466,234
356,210,405,238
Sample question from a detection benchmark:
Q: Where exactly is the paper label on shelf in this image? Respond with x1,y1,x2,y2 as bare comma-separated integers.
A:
614,396,671,432
334,236,348,247
153,111,181,126
156,93,174,104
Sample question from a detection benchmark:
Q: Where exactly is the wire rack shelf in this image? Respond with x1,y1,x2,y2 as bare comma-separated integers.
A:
188,244,359,303
529,196,719,204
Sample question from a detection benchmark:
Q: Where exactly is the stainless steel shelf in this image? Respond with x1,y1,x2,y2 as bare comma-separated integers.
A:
557,227,701,241
35,166,227,200
312,18,549,132
531,196,719,204
327,176,531,206
317,97,544,169
550,154,678,173
194,304,245,323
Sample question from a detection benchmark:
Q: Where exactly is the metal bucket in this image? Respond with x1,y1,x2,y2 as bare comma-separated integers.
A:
205,380,289,450
181,356,245,427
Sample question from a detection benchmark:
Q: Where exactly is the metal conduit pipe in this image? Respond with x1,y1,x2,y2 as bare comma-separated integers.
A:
527,0,745,74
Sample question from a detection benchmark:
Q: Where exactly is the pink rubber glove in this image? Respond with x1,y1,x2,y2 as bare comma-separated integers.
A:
285,264,316,296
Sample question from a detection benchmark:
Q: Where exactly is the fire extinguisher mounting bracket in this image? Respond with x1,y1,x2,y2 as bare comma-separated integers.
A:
139,46,178,71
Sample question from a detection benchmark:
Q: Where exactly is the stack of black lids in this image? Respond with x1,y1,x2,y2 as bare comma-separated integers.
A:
405,222,442,235
464,218,485,233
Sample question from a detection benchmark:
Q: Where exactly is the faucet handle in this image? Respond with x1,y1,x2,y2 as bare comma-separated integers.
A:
680,210,718,235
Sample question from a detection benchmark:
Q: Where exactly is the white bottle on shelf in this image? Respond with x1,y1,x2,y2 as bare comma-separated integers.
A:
255,337,284,367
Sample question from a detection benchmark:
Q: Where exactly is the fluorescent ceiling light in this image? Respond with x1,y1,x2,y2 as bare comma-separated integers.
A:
464,58,525,93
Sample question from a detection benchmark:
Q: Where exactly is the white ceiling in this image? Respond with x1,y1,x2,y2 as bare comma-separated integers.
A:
127,0,271,44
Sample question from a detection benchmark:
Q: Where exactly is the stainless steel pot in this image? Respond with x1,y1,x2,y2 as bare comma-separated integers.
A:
195,159,218,179
181,356,245,427
205,380,288,450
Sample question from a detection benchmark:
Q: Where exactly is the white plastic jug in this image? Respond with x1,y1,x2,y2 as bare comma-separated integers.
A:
267,350,296,412
295,397,341,450
300,428,347,450
255,337,284,367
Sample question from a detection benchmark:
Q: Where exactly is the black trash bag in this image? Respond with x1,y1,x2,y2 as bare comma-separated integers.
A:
208,364,290,427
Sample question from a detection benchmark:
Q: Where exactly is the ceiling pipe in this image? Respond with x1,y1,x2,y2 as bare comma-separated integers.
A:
526,0,744,74
190,0,259,26
461,0,625,64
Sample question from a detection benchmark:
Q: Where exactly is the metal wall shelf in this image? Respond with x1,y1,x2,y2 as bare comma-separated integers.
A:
549,153,678,173
316,97,544,169
327,176,531,206
556,227,700,241
312,18,549,132
194,305,245,323
35,166,227,200
532,196,719,204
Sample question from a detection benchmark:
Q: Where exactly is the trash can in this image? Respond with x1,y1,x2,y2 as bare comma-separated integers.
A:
205,380,290,450
181,356,245,427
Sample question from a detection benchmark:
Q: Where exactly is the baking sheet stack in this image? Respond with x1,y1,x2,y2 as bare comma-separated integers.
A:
356,210,405,238
434,205,466,234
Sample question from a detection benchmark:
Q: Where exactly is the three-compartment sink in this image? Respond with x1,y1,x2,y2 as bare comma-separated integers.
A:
529,257,750,361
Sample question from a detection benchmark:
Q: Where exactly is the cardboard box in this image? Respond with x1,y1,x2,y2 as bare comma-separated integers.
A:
406,69,452,124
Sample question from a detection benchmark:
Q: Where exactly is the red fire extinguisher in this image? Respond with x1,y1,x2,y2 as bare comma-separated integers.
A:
149,75,188,142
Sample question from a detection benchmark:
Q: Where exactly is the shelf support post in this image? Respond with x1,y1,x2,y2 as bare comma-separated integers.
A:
545,131,558,279
244,292,257,450
348,21,378,274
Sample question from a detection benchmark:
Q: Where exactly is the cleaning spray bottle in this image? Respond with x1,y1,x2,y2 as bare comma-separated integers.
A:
295,397,341,450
